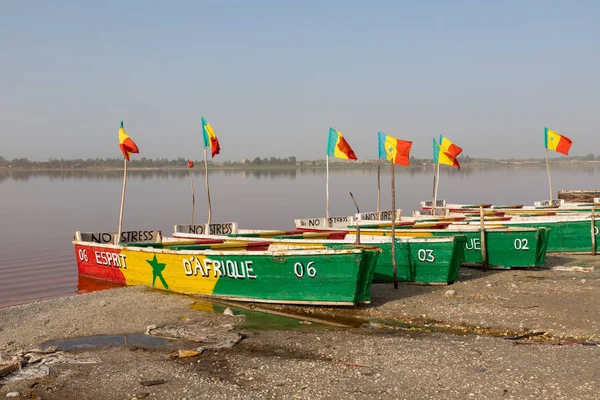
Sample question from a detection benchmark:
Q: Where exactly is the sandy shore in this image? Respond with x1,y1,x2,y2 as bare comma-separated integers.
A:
1,254,600,399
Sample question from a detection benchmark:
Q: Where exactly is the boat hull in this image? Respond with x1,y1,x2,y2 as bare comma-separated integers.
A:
298,227,549,269
363,229,548,269
73,241,380,306
496,219,599,253
351,236,467,284
422,228,549,268
173,227,468,285
558,190,600,202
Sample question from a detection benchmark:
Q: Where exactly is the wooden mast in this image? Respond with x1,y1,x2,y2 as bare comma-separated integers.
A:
377,158,381,218
545,148,553,202
204,147,212,225
433,162,440,214
116,158,127,245
189,163,195,225
326,155,330,225
391,161,398,289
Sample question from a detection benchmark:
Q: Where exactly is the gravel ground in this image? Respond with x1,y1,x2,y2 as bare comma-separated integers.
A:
362,254,600,341
1,254,600,399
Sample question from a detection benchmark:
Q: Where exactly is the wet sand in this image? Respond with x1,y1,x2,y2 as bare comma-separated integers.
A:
1,254,600,399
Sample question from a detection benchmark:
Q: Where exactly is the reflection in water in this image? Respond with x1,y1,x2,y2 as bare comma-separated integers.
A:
0,167,305,183
0,162,597,185
78,276,125,294
235,168,297,180
42,333,174,351
1,169,194,182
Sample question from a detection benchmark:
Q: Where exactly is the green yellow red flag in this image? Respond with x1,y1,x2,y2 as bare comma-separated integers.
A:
545,127,572,155
201,117,221,158
378,131,412,166
433,136,461,169
118,121,139,161
327,128,357,160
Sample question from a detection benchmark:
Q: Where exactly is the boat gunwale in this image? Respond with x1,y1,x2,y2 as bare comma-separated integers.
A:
171,232,462,244
72,239,378,257
295,226,544,234
470,216,596,225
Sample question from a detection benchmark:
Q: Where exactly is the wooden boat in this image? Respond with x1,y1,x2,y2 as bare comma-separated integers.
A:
558,189,600,202
173,225,467,285
468,215,600,254
420,200,600,254
421,199,600,215
73,230,381,306
410,226,549,268
293,223,550,269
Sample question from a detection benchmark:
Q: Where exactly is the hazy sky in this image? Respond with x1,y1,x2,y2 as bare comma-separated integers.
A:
1,1,599,161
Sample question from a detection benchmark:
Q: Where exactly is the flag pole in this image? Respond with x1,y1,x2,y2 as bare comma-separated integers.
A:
391,160,398,289
204,147,212,225
189,166,195,225
326,155,330,223
116,158,127,245
545,148,553,201
431,161,437,214
377,158,381,218
433,162,440,214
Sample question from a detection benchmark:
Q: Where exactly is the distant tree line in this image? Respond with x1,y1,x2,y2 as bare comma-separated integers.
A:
1,153,598,169
0,156,196,169
237,156,297,166
0,156,299,169
454,153,598,164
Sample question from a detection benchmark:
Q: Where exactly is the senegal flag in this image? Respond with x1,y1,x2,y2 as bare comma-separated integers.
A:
439,135,463,158
118,121,139,161
433,139,460,170
545,127,572,156
378,131,412,166
202,116,221,158
327,128,357,160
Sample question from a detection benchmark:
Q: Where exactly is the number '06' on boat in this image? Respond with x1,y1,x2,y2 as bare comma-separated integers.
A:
73,231,381,306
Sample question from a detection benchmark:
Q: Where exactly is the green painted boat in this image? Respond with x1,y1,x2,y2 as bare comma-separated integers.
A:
428,228,548,268
421,199,600,215
342,235,467,284
173,226,468,285
477,216,599,253
268,236,467,284
419,199,600,254
367,227,550,269
295,225,550,269
74,231,381,306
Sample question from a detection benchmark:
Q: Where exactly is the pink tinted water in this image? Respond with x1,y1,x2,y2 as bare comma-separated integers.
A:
0,165,596,307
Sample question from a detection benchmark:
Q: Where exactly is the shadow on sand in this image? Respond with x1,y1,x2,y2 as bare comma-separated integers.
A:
368,267,505,307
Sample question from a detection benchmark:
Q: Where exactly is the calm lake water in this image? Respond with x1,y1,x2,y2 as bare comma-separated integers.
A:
0,164,598,307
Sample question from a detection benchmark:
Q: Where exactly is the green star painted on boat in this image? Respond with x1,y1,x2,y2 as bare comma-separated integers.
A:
146,254,169,290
